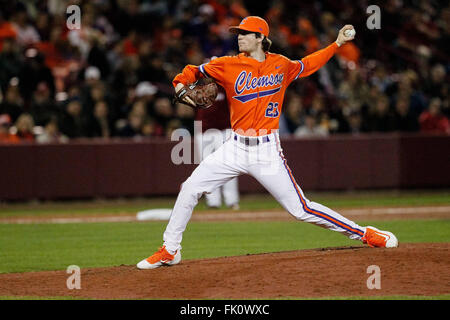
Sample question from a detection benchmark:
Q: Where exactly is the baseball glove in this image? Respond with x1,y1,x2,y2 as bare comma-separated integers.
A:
173,81,218,109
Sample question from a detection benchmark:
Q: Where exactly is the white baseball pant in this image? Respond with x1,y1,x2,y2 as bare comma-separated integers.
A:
163,130,366,253
194,129,239,208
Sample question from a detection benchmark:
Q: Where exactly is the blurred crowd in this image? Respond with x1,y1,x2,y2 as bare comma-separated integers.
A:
0,0,449,144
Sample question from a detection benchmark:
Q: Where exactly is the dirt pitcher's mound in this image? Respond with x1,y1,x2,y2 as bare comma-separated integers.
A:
0,243,449,299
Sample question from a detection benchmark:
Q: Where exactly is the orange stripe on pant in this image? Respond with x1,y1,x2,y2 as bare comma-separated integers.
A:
279,152,365,237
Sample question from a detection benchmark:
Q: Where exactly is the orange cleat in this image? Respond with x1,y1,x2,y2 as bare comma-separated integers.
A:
136,246,181,269
362,226,399,248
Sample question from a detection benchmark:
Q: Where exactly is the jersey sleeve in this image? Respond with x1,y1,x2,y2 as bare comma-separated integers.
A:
198,57,227,87
172,65,203,88
286,42,339,83
172,57,228,88
285,59,305,84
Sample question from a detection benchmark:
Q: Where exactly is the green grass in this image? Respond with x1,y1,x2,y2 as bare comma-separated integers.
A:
0,189,449,218
1,219,449,274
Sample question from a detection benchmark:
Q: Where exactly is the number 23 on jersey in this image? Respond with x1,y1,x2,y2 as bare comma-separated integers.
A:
265,102,279,118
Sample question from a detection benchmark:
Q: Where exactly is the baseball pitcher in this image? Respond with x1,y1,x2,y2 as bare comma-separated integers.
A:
137,16,398,270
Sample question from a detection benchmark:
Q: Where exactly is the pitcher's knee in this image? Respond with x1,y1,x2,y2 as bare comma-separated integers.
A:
284,204,309,220
292,210,310,221
290,198,317,220
179,178,205,200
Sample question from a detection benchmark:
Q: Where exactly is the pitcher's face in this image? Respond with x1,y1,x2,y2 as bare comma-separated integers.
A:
237,31,260,54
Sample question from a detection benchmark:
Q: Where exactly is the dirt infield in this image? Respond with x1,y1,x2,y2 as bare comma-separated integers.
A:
0,243,449,299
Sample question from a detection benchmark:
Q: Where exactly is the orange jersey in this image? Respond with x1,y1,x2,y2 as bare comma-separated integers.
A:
173,42,339,136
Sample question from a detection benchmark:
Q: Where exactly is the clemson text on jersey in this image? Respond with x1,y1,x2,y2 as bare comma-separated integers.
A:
233,71,284,103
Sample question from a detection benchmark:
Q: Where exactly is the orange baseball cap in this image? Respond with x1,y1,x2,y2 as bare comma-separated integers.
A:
229,16,269,37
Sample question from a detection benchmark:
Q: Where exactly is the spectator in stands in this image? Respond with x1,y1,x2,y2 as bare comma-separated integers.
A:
85,100,114,138
82,80,117,124
295,17,319,55
152,96,174,136
338,68,370,110
175,102,195,135
135,81,158,108
395,70,427,116
10,3,40,47
141,117,157,138
165,118,183,138
0,78,23,122
35,11,51,41
0,12,17,50
328,97,353,134
370,65,394,93
36,115,68,144
58,98,86,138
367,95,396,132
392,97,419,132
81,66,103,109
67,5,107,61
18,48,55,102
14,113,34,141
119,99,150,136
294,113,328,138
30,81,58,126
87,38,111,82
424,64,448,100
345,111,365,135
309,94,327,118
117,110,144,137
419,98,450,134
138,53,171,85
84,66,102,87
116,81,158,127
283,94,305,134
0,113,19,143
0,37,22,91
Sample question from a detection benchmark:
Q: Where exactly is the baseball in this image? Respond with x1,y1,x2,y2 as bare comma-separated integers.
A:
344,28,356,38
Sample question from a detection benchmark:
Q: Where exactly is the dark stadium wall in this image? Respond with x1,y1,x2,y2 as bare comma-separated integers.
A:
0,133,449,200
